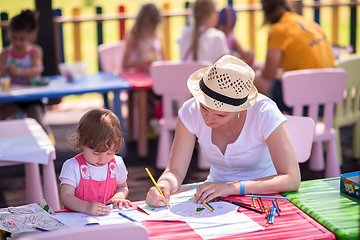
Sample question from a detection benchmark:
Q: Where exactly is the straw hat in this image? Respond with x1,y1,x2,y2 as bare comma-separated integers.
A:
187,55,258,112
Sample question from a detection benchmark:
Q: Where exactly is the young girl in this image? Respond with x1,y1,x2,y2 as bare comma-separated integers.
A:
0,10,46,129
178,0,230,63
59,109,131,216
217,6,254,65
122,3,163,73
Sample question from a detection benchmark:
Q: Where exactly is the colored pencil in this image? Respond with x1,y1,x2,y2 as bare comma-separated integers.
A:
252,197,256,207
220,200,263,214
119,212,137,222
272,200,281,216
145,167,171,209
257,198,265,213
270,206,276,224
33,227,49,232
265,203,271,219
202,202,214,212
275,199,281,212
245,195,289,200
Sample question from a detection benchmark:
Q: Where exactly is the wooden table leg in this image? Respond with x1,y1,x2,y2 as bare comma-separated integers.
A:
25,163,43,204
138,89,148,157
43,160,60,211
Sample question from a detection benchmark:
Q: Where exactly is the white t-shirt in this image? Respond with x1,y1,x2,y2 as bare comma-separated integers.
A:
59,155,128,189
178,94,286,182
178,26,230,63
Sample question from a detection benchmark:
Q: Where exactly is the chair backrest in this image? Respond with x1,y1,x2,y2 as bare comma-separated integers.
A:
18,222,148,240
150,60,211,120
285,115,315,163
98,41,126,73
334,55,360,122
282,68,348,131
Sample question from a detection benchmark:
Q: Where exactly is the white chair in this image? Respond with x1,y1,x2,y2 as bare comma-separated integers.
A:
18,222,148,240
150,60,211,169
282,68,348,178
285,115,315,163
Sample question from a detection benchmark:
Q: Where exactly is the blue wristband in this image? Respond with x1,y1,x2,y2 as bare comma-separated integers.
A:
240,180,245,195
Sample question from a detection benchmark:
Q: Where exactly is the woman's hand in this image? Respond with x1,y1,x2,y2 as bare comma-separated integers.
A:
194,182,236,204
145,186,170,207
106,197,131,210
85,202,110,216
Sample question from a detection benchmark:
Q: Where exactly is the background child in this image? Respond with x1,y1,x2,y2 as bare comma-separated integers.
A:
122,3,163,73
178,0,230,63
217,6,254,65
0,10,48,135
59,109,131,216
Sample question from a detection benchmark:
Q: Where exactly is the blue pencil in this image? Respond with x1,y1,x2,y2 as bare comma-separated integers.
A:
119,212,137,222
245,195,289,200
33,227,50,232
272,200,281,216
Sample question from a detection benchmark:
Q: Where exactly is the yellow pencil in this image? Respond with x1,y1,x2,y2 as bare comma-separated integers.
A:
145,167,171,209
202,202,214,212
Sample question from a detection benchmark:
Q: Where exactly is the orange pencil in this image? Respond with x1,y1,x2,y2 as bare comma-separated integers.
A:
257,198,265,213
275,199,281,212
265,203,270,219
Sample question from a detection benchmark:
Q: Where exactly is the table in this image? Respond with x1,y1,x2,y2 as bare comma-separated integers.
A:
0,118,59,210
119,71,152,157
0,72,131,154
134,193,335,239
282,178,359,240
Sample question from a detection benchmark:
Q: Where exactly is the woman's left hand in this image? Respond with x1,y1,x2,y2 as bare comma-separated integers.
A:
194,182,235,204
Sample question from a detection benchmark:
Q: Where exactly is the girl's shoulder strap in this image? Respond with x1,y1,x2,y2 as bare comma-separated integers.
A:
74,153,86,165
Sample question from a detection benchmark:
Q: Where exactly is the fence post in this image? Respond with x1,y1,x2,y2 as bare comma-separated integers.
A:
96,6,103,71
185,2,190,26
350,0,357,52
314,0,320,24
0,12,9,48
73,7,81,61
248,0,255,52
332,0,339,45
163,3,171,60
119,5,125,40
53,9,64,68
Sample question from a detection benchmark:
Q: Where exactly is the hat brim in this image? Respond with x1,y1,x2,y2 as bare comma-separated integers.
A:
187,66,258,112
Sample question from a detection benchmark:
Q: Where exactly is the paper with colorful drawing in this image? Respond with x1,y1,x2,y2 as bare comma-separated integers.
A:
138,188,264,239
0,203,65,234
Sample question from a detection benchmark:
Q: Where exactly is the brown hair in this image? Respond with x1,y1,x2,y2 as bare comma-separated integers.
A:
68,109,124,154
192,0,217,61
9,9,39,41
261,0,293,24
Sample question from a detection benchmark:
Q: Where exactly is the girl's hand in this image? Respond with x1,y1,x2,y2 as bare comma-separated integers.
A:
85,202,110,216
8,65,18,77
194,182,234,204
105,197,132,210
145,186,170,207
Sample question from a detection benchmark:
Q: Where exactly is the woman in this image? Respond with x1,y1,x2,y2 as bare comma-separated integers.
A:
254,0,335,113
146,55,300,207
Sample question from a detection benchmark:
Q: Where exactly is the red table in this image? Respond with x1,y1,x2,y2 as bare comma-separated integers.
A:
120,71,152,157
134,194,335,240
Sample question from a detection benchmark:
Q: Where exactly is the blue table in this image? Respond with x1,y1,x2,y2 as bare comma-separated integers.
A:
0,72,131,153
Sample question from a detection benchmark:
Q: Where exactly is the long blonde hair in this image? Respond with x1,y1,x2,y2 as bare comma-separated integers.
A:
192,0,216,61
131,3,161,46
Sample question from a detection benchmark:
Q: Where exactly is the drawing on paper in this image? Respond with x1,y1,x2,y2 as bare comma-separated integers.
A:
170,202,235,218
0,203,65,234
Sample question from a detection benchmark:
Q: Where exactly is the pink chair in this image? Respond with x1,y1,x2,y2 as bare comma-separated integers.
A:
150,61,211,169
284,115,315,163
98,41,127,109
282,68,348,178
18,222,148,240
98,40,126,73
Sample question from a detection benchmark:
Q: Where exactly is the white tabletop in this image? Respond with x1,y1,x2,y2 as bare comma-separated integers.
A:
0,118,56,165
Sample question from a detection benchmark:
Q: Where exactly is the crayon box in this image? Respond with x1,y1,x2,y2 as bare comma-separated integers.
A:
340,171,360,200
